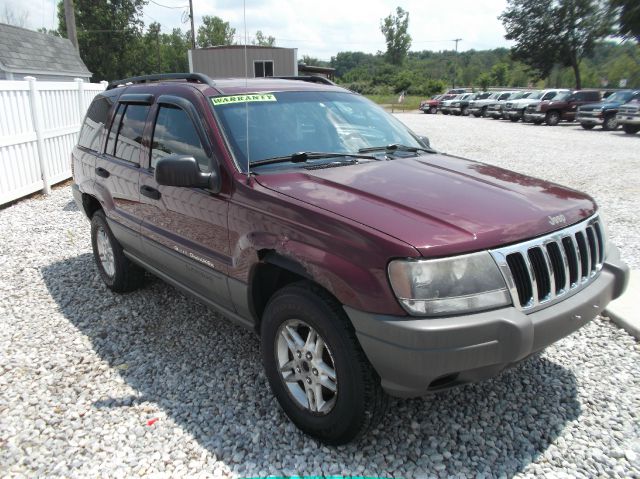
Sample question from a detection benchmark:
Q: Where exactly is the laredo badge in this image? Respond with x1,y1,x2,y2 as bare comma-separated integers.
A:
211,93,277,106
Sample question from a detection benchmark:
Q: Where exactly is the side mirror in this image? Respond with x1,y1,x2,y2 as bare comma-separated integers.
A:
155,155,220,192
417,135,431,148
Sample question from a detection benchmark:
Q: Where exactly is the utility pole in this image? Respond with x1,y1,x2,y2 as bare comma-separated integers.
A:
63,0,79,52
452,38,462,88
189,0,196,49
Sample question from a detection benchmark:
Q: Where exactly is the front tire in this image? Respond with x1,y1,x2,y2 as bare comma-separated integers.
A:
602,115,618,131
90,211,145,293
545,111,560,126
623,124,640,135
581,123,595,130
261,282,387,445
429,106,437,114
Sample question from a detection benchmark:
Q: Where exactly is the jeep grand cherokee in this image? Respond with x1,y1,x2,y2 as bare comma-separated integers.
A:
72,73,629,445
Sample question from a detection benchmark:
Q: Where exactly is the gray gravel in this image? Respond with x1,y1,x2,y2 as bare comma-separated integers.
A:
1,115,639,477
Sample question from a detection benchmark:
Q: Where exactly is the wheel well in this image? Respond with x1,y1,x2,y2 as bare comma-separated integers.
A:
82,194,102,219
250,251,341,333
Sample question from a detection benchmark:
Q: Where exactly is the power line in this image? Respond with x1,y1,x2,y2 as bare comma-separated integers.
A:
149,0,188,9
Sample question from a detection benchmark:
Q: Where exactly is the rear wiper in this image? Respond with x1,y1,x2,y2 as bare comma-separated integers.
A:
358,144,435,154
250,151,378,167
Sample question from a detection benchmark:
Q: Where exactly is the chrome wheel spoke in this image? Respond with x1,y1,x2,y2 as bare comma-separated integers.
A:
316,361,336,381
283,325,305,352
320,375,337,392
305,385,317,412
313,383,326,412
279,359,296,374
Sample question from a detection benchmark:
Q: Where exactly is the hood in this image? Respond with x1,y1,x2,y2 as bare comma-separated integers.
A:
580,100,624,111
255,154,596,257
510,98,541,107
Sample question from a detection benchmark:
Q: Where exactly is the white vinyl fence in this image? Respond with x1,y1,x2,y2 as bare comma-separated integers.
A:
0,78,107,206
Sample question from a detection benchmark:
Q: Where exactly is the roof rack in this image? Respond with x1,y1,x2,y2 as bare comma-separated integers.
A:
273,75,337,86
106,73,216,90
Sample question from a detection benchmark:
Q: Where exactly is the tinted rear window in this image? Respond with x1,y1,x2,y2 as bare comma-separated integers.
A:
78,96,113,151
107,104,150,164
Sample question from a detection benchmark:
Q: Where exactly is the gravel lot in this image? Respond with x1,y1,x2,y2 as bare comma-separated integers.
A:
1,113,639,478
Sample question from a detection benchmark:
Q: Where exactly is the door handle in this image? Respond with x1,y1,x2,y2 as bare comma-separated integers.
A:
140,184,161,200
95,167,110,178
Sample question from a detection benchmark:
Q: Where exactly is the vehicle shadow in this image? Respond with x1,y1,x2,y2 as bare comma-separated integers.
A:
42,254,581,478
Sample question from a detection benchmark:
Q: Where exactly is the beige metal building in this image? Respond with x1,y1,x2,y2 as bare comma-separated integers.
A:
188,45,298,79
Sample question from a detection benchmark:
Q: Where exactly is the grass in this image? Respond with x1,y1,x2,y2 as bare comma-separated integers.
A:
364,94,424,111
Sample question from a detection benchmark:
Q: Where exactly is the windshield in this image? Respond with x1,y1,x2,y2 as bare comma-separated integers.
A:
508,92,525,100
527,91,543,100
607,91,634,103
553,92,571,101
211,91,423,170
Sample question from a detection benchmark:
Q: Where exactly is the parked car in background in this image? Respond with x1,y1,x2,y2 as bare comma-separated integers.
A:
445,88,468,94
617,98,640,134
505,89,566,122
419,93,454,114
449,92,491,116
468,91,514,117
504,90,543,122
446,92,477,116
524,90,601,126
577,90,640,130
523,89,571,123
486,91,532,119
440,93,470,115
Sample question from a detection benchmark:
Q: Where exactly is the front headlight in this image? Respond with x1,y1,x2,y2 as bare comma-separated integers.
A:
536,104,542,111
453,102,460,106
388,251,511,316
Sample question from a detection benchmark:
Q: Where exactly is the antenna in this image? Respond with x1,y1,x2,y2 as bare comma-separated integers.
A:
243,0,251,183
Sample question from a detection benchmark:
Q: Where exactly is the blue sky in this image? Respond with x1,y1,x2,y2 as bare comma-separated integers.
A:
5,0,513,60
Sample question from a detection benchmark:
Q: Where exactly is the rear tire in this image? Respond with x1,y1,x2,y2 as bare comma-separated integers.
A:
581,123,595,130
622,124,640,135
461,106,469,116
260,281,387,445
509,116,519,122
428,106,437,114
90,211,145,293
481,107,488,117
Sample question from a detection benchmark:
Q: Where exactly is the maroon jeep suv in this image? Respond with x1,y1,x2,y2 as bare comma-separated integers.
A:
72,73,629,445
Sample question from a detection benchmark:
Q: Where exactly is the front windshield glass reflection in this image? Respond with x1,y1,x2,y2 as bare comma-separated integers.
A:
211,91,423,170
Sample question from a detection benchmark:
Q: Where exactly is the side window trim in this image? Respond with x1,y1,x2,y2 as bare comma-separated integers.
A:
104,103,125,156
150,94,214,171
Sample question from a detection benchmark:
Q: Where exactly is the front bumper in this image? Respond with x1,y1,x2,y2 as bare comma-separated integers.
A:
578,113,604,125
505,110,523,119
345,245,628,398
524,112,545,122
487,109,503,118
616,114,640,125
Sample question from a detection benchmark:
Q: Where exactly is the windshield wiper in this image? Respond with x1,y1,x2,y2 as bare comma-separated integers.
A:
358,143,435,154
250,151,378,167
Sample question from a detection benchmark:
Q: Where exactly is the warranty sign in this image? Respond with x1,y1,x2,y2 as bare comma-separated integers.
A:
211,93,277,106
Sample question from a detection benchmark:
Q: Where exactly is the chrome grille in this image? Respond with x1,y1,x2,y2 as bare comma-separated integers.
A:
490,216,605,313
618,105,638,115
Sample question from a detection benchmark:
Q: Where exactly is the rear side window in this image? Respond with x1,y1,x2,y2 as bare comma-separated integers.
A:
150,106,209,171
78,96,113,151
106,104,150,164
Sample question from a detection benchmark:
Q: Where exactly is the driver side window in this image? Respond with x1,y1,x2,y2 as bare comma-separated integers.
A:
151,105,210,171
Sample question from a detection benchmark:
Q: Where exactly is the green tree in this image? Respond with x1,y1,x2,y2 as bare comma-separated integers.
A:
57,0,146,81
500,0,611,89
610,0,640,42
253,30,275,46
380,7,411,65
477,72,492,90
491,62,510,85
197,15,235,47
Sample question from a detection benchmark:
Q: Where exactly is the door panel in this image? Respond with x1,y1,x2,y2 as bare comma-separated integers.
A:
136,98,233,310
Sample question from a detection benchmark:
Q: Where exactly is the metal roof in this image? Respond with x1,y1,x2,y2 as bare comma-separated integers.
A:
0,23,91,77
